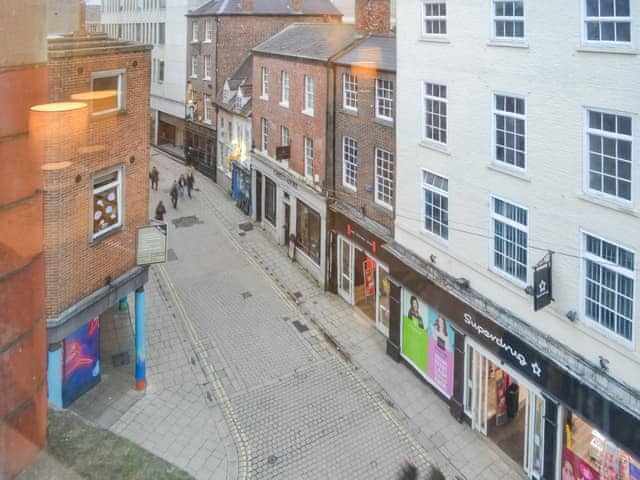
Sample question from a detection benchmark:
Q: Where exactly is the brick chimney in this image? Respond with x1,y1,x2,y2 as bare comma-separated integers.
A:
355,0,391,35
289,0,302,12
74,0,87,37
240,0,252,11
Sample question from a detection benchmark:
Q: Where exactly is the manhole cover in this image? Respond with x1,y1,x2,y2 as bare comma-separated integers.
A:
292,320,309,333
171,215,204,228
240,291,252,299
167,248,178,261
267,455,278,465
293,291,303,299
238,222,253,232
112,352,130,367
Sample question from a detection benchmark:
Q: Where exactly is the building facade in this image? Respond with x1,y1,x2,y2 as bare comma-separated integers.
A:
328,33,396,340
44,32,151,408
0,1,48,477
100,0,202,152
184,0,342,179
393,1,640,478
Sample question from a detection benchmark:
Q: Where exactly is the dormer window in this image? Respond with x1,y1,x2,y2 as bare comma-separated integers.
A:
235,92,243,110
223,84,230,103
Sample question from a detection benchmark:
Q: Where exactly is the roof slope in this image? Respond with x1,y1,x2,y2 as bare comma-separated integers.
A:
253,23,357,62
334,34,396,72
189,0,342,17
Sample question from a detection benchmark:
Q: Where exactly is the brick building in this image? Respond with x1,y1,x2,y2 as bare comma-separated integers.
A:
43,32,152,408
184,0,342,180
250,23,359,288
329,33,396,337
0,1,48,476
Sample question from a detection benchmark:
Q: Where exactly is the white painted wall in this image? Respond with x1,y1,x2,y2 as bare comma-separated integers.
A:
395,1,640,389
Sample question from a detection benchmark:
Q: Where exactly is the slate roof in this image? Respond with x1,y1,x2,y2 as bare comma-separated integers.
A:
188,0,342,17
215,54,253,117
253,23,357,62
333,34,396,72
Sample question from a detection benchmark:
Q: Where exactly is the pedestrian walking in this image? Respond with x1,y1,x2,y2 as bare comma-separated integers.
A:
154,200,166,221
170,181,179,209
186,172,194,199
149,166,159,191
178,174,186,199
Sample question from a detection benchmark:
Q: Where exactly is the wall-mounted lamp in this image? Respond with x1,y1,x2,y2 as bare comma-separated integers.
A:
455,277,470,289
429,254,436,264
129,155,135,164
599,356,610,371
524,285,534,296
566,310,577,322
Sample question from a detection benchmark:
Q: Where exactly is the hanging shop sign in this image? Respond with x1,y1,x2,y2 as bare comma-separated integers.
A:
136,223,168,265
276,145,290,161
533,253,553,312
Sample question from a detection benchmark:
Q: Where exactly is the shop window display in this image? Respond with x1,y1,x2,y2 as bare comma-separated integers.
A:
295,200,321,265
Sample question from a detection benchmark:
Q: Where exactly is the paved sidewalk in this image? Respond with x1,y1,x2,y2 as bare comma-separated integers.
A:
152,149,525,480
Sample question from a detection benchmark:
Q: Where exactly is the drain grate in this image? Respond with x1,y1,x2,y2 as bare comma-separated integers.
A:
240,291,253,299
292,320,309,333
267,455,278,465
171,215,204,228
112,352,130,367
238,222,253,232
293,291,303,299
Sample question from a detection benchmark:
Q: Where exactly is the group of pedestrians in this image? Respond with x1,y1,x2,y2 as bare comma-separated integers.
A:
151,164,196,222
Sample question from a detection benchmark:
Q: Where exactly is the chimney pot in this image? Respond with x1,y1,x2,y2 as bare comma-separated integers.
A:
290,0,302,12
240,0,253,11
355,0,391,35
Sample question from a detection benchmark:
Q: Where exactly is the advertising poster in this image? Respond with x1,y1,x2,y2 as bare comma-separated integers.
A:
562,447,600,480
402,291,455,398
62,318,100,407
630,462,640,480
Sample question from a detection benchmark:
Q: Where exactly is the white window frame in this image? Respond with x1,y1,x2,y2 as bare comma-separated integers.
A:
304,75,314,116
422,169,449,242
261,118,268,153
582,0,632,45
190,55,198,78
580,230,635,346
91,69,126,116
422,81,448,145
343,73,358,111
375,78,393,121
304,137,314,178
422,1,447,38
280,70,290,107
342,136,358,190
203,55,212,80
492,92,527,171
492,1,525,40
281,126,290,147
261,67,269,99
204,20,212,42
204,94,212,124
375,148,394,210
91,166,124,240
191,20,199,42
584,107,634,205
490,195,528,286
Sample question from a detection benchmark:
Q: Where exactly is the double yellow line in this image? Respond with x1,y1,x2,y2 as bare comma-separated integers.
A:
157,265,252,480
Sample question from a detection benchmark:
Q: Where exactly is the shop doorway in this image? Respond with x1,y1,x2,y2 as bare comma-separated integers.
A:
284,202,291,243
337,236,389,337
465,342,545,478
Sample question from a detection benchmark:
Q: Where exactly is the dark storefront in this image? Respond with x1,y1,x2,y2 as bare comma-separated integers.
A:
184,121,216,180
232,162,251,216
381,242,640,480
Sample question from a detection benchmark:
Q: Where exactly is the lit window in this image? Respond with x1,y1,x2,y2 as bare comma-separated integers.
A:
494,94,526,169
423,1,447,36
583,232,635,341
343,73,358,111
91,70,125,115
376,78,393,121
493,1,525,39
423,170,448,240
375,148,394,209
304,137,314,178
92,167,123,239
491,196,528,283
304,75,314,115
342,136,358,189
584,0,631,43
423,82,447,144
586,109,633,201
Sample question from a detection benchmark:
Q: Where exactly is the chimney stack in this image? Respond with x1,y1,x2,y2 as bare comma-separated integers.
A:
289,0,302,12
240,0,253,11
355,0,391,35
74,0,87,37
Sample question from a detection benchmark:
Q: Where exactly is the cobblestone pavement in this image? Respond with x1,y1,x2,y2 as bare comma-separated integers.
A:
145,149,525,480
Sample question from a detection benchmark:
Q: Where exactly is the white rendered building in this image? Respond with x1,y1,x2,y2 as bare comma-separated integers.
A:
100,0,203,151
392,1,640,477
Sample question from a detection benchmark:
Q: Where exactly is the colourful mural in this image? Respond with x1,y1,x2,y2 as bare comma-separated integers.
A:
62,318,100,407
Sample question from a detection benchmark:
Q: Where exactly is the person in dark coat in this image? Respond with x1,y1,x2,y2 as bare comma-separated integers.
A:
186,173,194,199
149,166,159,191
170,181,179,209
178,174,186,199
155,200,166,221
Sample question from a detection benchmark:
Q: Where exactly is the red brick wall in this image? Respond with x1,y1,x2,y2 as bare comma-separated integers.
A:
44,48,151,317
355,0,391,34
252,55,328,182
334,65,395,231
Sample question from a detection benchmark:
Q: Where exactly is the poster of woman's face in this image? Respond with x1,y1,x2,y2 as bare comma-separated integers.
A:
427,309,455,352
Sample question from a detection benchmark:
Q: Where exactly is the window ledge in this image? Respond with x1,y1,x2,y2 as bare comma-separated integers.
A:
302,109,314,118
190,75,197,79
90,226,124,245
487,40,529,49
419,36,450,44
259,95,268,101
487,163,531,182
338,107,358,118
577,45,637,55
418,140,450,155
203,40,212,44
279,101,289,109
577,192,639,217
374,117,393,128
374,199,393,212
342,183,357,192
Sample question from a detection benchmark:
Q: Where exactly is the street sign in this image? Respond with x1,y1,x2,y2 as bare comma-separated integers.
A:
533,253,552,311
136,222,168,265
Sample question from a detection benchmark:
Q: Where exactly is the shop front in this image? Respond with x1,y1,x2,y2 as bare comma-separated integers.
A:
384,242,640,479
251,153,327,288
184,121,216,180
329,203,392,337
232,162,251,216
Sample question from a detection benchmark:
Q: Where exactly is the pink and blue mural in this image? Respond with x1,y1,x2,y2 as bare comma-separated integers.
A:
62,318,100,407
